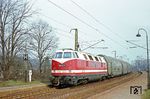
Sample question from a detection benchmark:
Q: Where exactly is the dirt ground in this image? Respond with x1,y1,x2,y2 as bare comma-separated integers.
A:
88,72,147,99
0,72,145,99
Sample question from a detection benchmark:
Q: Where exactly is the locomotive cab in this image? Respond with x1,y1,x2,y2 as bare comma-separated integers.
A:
52,49,79,72
51,49,81,86
54,49,79,59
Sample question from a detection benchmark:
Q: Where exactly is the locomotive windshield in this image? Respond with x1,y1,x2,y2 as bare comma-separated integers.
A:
54,52,72,58
55,52,62,58
63,52,71,58
54,50,79,59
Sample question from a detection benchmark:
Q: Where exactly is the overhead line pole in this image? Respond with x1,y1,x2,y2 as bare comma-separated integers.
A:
112,50,117,58
70,28,79,51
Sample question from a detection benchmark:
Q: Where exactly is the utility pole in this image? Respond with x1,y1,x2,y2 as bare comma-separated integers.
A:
70,28,79,51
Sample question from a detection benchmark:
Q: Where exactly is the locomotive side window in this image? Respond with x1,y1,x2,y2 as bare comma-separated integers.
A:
73,52,78,58
55,52,62,58
88,55,93,60
95,57,99,61
72,52,76,58
83,54,88,60
98,57,102,62
63,52,72,58
75,52,79,58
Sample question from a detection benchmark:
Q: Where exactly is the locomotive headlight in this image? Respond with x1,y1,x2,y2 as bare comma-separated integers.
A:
59,63,65,67
73,76,76,79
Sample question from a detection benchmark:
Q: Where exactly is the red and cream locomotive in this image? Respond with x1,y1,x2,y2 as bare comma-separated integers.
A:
50,48,130,86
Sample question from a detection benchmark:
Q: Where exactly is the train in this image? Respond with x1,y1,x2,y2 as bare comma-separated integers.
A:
50,48,131,86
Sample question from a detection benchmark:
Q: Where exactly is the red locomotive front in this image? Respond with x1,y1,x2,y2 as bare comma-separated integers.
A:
50,49,108,86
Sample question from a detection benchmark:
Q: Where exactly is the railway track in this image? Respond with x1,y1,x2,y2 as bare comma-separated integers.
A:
0,72,141,99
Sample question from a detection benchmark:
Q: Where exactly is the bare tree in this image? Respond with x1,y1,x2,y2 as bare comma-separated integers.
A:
29,20,58,73
0,0,33,79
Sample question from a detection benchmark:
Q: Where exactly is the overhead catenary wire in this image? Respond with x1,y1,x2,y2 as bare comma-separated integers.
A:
47,0,127,49
55,31,73,39
40,13,93,41
41,14,72,29
81,39,104,51
37,13,88,41
70,0,111,31
53,27,85,41
71,3,137,59
70,0,126,40
47,0,98,31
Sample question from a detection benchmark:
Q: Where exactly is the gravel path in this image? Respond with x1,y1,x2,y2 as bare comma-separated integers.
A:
88,71,147,99
0,83,47,92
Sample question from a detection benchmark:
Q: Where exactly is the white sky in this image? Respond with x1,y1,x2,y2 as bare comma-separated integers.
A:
30,0,150,62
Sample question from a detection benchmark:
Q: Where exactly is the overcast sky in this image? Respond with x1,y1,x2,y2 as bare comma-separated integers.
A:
30,0,150,62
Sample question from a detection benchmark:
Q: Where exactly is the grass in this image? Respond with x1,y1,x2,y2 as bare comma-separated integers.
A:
142,89,150,99
0,80,41,87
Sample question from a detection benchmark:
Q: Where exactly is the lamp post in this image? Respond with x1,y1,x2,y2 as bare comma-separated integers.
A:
136,28,150,89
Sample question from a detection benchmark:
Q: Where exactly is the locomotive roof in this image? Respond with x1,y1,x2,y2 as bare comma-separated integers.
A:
98,54,121,62
56,48,76,52
97,54,130,65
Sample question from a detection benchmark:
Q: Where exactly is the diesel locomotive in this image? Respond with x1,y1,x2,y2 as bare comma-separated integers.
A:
50,48,131,86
